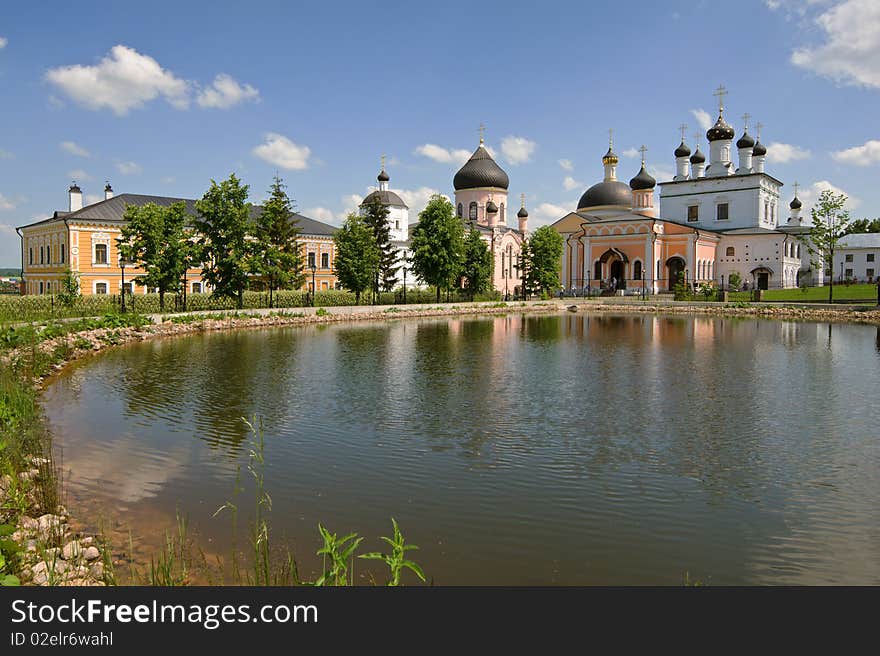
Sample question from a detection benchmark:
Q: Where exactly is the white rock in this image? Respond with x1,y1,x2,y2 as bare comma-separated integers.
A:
61,541,81,560
83,546,101,561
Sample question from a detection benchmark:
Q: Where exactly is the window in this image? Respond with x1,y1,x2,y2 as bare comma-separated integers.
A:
594,261,601,280
845,254,853,263
633,261,642,280
499,203,505,222
469,202,477,220
395,220,400,230
322,282,329,290
845,268,853,278
868,253,875,262
457,203,463,218
122,282,133,295
39,281,44,294
687,205,699,222
717,203,729,221
501,252,506,278
796,245,801,258
726,246,735,257
191,282,202,294
29,248,33,265
308,252,316,268
94,243,108,264
60,244,65,264
764,201,769,222
867,269,875,279
321,252,329,268
40,246,44,264
95,282,108,294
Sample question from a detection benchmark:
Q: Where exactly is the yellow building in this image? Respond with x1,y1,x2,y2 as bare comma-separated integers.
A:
17,184,338,296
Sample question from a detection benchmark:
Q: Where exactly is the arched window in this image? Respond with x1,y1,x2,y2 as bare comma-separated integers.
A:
469,202,477,220
633,260,642,280
457,203,463,218
499,203,505,223
796,244,801,258
594,260,601,281
726,246,735,257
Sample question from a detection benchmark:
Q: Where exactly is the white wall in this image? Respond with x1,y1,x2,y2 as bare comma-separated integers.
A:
833,248,879,282
658,173,781,231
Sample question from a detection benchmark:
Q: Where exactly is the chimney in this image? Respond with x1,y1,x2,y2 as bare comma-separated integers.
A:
68,182,83,212
104,181,114,200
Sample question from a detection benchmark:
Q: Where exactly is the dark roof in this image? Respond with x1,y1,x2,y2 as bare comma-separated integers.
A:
104,182,113,192
453,145,509,190
18,192,337,236
736,131,755,149
629,165,656,190
657,170,784,187
377,169,390,182
752,140,767,156
707,114,735,141
789,196,802,210
674,141,691,158
517,206,529,218
361,189,408,208
486,200,498,213
602,147,619,163
690,147,706,164
577,180,632,210
69,183,81,193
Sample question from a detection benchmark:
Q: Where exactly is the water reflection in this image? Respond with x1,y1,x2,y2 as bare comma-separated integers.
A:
43,314,880,584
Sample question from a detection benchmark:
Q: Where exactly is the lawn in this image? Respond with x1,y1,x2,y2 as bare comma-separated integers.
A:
763,283,879,303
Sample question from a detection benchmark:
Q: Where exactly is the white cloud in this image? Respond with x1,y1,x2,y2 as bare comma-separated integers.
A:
831,138,880,165
790,0,880,88
68,169,92,181
252,133,311,170
116,160,142,175
0,37,7,49
414,143,472,165
798,180,861,215
531,202,570,226
558,159,573,171
60,140,90,157
303,207,337,224
0,223,16,234
85,194,103,206
46,45,190,115
393,187,444,215
196,73,260,109
0,194,16,211
765,142,812,163
622,148,639,158
690,108,713,131
500,136,536,165
340,194,366,218
648,165,675,183
563,176,582,191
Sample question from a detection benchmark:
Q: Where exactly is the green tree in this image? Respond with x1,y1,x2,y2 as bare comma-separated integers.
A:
56,268,81,308
410,195,465,302
727,270,743,292
799,189,852,303
845,218,880,235
194,174,252,309
460,226,493,300
250,175,305,307
523,225,563,297
118,201,191,311
333,214,379,304
360,195,398,296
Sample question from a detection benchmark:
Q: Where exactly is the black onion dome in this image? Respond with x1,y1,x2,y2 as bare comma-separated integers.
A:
361,189,408,208
104,182,113,192
453,145,510,190
707,115,735,141
752,141,767,156
629,165,656,190
690,147,706,164
69,182,82,193
602,147,619,164
736,131,755,149
577,181,632,210
486,200,498,213
790,196,802,210
377,169,390,182
674,141,691,158
517,206,529,218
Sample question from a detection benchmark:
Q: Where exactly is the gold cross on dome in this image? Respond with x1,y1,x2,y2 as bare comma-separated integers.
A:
381,154,386,170
741,112,751,132
608,128,614,149
638,144,648,165
755,121,763,139
479,123,485,144
520,193,526,208
714,84,727,113
692,131,702,146
679,124,688,142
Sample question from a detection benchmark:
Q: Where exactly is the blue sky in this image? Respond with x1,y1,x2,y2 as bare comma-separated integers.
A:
1,0,879,266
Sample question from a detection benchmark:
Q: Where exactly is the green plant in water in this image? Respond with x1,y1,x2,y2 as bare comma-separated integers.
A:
359,518,426,586
315,307,329,317
314,524,363,586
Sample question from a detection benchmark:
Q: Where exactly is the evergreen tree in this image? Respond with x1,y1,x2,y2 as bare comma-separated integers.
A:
460,226,493,300
250,175,305,307
799,189,852,303
410,195,465,302
361,195,398,295
118,201,191,311
333,214,379,304
522,225,564,297
845,218,880,234
194,174,252,309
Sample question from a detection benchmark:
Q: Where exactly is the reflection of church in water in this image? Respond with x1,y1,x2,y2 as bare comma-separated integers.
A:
553,87,813,293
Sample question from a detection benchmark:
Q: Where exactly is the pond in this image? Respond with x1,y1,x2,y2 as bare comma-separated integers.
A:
42,313,880,584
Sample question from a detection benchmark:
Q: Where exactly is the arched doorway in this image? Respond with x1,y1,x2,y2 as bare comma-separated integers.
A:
666,256,685,291
599,248,628,290
751,266,773,290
